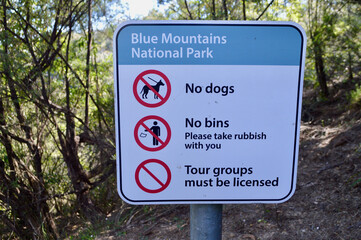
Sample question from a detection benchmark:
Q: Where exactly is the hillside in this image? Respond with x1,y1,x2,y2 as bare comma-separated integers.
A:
65,78,361,240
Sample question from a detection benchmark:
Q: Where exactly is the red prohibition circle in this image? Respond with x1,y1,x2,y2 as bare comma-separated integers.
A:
134,115,171,152
133,69,171,108
135,159,171,194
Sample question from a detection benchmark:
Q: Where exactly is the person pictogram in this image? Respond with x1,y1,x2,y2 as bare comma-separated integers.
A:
134,115,171,152
145,121,161,145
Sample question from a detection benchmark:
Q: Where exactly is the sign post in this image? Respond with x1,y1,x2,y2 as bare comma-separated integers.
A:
113,20,306,237
190,204,222,240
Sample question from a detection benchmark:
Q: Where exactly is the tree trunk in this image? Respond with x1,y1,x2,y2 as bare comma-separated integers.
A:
211,0,216,19
222,0,228,20
62,8,100,219
85,0,92,129
313,41,329,97
242,0,246,20
348,51,353,80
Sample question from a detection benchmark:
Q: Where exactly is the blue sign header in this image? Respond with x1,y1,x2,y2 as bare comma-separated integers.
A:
115,22,305,66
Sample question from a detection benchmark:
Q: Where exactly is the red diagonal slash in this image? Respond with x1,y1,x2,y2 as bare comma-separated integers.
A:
135,159,171,194
134,115,171,152
140,77,164,100
141,165,165,187
141,122,165,145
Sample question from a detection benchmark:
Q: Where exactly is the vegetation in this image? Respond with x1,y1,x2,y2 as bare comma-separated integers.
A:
0,0,360,239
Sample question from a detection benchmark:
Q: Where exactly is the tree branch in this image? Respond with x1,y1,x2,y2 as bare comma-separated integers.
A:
242,0,246,20
256,0,274,20
184,0,194,20
222,0,228,20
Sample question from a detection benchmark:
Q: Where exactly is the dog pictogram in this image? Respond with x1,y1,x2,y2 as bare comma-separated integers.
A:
140,77,165,99
133,70,171,108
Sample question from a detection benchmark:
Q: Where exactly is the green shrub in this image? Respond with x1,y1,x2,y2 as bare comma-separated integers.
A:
349,84,361,106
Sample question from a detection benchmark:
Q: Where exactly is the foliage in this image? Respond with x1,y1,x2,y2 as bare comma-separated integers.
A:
152,0,361,98
349,84,361,106
0,0,360,239
304,0,361,97
0,0,123,238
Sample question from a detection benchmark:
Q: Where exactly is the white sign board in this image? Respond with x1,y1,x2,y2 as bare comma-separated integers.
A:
114,21,306,204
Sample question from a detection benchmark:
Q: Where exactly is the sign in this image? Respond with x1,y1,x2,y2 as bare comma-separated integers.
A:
133,69,171,107
134,115,171,151
135,159,172,194
114,21,307,204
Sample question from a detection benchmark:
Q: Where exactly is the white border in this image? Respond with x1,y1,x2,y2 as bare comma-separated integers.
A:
113,21,307,205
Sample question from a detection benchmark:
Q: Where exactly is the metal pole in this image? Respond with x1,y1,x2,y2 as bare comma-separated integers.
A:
190,204,222,240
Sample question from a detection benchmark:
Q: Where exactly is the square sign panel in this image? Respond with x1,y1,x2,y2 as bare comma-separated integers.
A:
113,21,307,204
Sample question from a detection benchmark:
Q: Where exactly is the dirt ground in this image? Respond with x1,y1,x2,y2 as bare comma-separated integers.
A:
72,80,361,240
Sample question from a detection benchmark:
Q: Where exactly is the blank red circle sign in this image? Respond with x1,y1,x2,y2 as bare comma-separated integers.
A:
135,159,171,194
133,70,171,108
